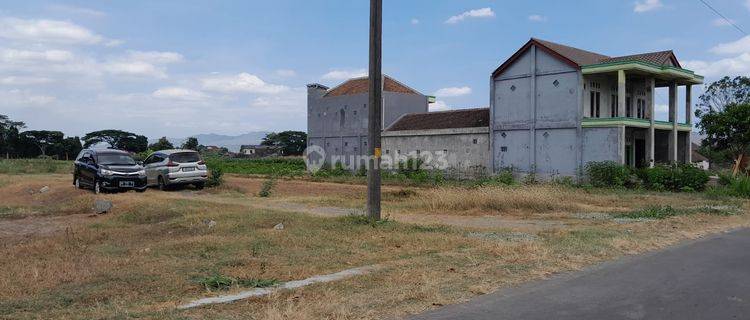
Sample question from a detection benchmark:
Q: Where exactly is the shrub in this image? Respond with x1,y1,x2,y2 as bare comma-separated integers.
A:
615,205,683,219
585,161,631,188
206,167,224,188
495,170,515,185
258,177,276,197
640,164,709,192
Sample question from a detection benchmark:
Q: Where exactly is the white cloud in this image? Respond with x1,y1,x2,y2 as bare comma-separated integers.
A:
0,17,106,45
202,73,288,94
634,0,663,13
126,51,184,64
321,69,367,81
684,53,750,78
250,88,306,114
435,86,472,97
153,87,208,101
0,76,53,85
712,18,735,27
445,8,495,24
746,0,750,11
104,61,167,78
709,35,750,55
275,69,297,77
430,100,451,111
411,18,420,25
0,49,74,63
0,89,55,105
46,4,106,18
528,14,547,22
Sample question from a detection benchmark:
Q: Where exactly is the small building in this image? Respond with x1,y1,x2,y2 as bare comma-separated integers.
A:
307,75,429,169
239,145,279,158
490,38,703,179
691,143,710,170
382,108,490,178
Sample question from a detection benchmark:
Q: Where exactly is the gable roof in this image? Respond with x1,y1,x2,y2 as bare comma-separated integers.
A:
493,38,683,77
691,143,709,162
324,75,421,97
385,108,489,131
599,50,681,68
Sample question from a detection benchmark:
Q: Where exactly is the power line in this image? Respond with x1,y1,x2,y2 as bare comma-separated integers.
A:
698,0,747,36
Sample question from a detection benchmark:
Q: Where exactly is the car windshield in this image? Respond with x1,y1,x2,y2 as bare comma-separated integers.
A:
97,154,136,165
170,152,201,163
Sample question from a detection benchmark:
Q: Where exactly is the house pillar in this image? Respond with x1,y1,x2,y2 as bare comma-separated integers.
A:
685,85,692,164
618,70,626,118
647,78,656,167
668,82,678,162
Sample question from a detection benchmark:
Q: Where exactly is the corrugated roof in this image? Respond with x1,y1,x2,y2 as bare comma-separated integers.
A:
324,75,420,97
386,108,489,131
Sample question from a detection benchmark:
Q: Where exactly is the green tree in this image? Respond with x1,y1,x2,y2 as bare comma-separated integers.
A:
0,114,25,158
149,136,174,151
696,103,750,160
697,76,750,114
82,130,148,152
58,137,83,160
181,137,199,150
20,130,64,156
261,131,307,156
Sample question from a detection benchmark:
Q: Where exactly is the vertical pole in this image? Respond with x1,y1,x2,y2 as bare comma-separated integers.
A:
686,84,692,163
367,0,382,221
617,70,626,118
669,82,677,162
648,78,655,167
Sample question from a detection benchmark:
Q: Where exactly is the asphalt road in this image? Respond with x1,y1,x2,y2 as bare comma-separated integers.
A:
413,228,750,320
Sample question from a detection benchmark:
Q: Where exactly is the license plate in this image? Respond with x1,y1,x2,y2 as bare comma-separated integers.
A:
183,167,195,172
119,181,134,187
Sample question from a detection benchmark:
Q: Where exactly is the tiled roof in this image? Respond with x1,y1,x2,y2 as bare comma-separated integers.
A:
533,38,610,67
600,51,680,67
691,143,709,162
324,75,420,97
493,38,684,77
386,108,489,131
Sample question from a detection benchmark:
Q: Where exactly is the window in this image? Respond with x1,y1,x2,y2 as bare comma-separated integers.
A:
500,146,508,152
589,91,600,118
626,97,632,118
397,150,401,154
637,98,646,119
472,139,478,144
344,142,348,147
416,150,421,155
385,149,389,154
339,109,345,127
353,110,357,116
443,149,448,154
611,95,618,117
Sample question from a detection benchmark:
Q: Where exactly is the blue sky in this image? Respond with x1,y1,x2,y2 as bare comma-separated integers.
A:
1,0,749,138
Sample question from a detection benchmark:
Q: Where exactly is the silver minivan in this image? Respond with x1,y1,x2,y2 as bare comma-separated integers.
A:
143,149,208,190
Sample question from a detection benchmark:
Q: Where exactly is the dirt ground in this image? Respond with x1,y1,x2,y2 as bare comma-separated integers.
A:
1,173,749,319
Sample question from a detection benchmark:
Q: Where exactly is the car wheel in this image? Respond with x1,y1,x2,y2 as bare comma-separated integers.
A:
158,176,167,191
74,177,82,189
94,180,101,194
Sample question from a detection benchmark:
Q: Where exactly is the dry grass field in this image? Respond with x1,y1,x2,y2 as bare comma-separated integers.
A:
0,173,748,319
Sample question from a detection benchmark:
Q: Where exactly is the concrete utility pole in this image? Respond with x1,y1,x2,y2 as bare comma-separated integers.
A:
367,0,382,220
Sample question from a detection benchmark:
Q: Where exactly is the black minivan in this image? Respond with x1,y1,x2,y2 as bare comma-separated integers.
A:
73,149,147,194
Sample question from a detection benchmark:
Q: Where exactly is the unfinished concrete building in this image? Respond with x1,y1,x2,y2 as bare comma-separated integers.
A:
382,108,490,177
490,38,703,179
306,75,428,169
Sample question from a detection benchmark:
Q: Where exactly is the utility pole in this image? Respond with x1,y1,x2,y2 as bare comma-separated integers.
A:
367,0,382,221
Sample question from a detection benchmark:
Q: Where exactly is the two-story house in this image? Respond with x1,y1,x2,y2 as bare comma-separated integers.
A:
490,38,703,179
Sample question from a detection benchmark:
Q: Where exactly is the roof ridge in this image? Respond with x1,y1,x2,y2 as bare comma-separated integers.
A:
532,37,610,59
608,50,673,58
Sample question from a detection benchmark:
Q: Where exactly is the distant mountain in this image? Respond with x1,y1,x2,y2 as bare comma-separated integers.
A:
149,132,269,152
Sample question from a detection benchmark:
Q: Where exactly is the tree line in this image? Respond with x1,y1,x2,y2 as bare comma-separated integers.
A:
0,115,308,160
